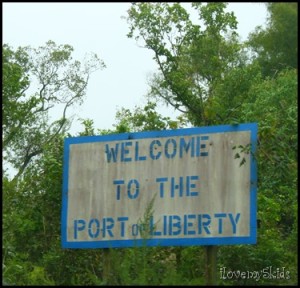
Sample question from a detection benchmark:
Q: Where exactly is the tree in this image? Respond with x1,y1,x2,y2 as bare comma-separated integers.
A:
247,3,298,78
218,68,298,285
3,3,298,284
2,41,105,180
126,2,242,126
3,41,106,285
2,100,186,285
126,2,298,285
113,101,187,132
3,132,104,285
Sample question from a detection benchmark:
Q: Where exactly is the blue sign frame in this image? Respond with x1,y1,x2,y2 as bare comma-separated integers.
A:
62,123,257,249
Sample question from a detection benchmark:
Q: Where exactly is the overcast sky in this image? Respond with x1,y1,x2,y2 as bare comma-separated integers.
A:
3,2,268,135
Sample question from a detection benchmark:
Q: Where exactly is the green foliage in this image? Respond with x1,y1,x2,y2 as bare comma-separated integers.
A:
204,62,263,124
127,2,242,126
123,3,297,285
114,101,187,132
3,3,298,285
247,3,298,78
2,41,105,285
216,68,298,286
242,69,297,239
2,41,105,180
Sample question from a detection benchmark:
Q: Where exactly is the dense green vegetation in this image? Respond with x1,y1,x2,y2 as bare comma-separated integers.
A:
2,3,297,285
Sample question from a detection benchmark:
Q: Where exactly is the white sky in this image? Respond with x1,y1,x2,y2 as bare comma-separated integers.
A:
3,2,268,135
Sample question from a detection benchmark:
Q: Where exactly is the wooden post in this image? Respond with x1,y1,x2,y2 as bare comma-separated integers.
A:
102,248,111,284
206,245,218,285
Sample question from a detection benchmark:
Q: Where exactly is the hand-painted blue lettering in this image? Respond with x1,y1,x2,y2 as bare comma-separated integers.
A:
179,137,195,158
196,136,201,157
113,179,125,200
171,177,184,197
106,135,209,164
163,215,167,235
184,214,196,235
198,214,211,234
157,176,200,198
74,219,85,239
169,215,181,236
156,177,168,198
127,179,139,199
196,136,209,157
149,216,161,236
186,175,199,196
132,223,139,236
105,143,119,163
229,213,241,234
102,217,114,238
121,141,132,162
200,136,209,156
149,140,162,160
214,213,227,234
73,212,242,241
165,138,177,159
117,217,129,237
135,141,146,161
88,218,100,238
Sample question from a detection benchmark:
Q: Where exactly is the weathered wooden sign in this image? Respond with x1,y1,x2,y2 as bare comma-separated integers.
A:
61,123,257,248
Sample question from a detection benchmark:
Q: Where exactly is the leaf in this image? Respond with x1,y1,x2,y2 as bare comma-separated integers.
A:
239,157,246,166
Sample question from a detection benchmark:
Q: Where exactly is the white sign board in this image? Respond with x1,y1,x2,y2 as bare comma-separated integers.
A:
62,123,257,248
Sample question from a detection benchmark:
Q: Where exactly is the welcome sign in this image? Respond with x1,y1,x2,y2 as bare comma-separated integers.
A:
61,123,257,248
